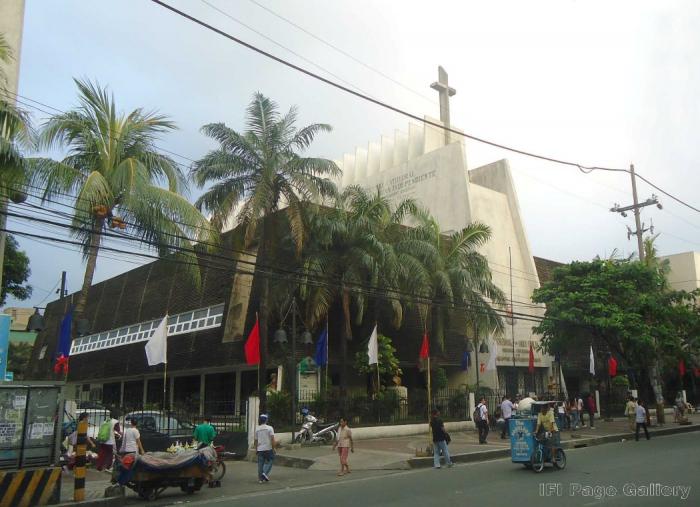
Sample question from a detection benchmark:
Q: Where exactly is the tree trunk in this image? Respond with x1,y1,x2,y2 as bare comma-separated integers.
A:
341,288,352,392
648,361,666,425
74,219,103,318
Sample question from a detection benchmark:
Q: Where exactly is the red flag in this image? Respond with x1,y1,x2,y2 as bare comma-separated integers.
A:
419,333,429,360
608,356,618,377
528,344,535,373
244,318,260,365
679,359,686,377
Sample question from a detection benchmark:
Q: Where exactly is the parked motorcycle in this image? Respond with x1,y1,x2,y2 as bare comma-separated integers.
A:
293,411,338,444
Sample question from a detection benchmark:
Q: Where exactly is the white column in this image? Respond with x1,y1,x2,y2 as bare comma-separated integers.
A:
199,374,206,416
468,392,476,424
235,370,242,416
595,390,601,418
247,395,260,450
119,381,125,408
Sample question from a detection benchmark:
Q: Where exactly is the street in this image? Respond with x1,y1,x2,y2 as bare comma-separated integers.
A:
153,431,699,507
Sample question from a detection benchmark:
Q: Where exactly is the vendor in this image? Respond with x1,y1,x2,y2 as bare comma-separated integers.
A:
535,404,560,460
193,416,217,449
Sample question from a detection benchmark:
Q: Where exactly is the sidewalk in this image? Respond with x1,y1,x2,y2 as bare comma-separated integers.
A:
273,413,700,470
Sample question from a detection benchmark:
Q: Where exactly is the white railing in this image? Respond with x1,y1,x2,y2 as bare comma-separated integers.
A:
69,303,224,355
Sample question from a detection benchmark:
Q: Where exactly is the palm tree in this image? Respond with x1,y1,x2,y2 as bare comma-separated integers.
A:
300,186,428,389
32,79,217,319
0,32,33,298
408,209,505,349
191,92,339,408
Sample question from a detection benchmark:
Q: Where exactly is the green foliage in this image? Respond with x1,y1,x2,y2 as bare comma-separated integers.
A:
1,235,31,305
7,342,32,380
353,333,402,384
612,375,630,387
266,390,292,427
32,79,217,314
432,367,448,391
532,259,700,375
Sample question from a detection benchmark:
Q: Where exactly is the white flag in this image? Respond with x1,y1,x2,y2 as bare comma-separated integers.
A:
367,325,378,365
589,345,595,375
145,316,169,366
485,338,498,371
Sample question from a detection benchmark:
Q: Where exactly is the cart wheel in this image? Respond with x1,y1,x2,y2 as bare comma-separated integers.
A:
141,488,157,501
554,448,566,470
210,461,226,482
531,448,544,473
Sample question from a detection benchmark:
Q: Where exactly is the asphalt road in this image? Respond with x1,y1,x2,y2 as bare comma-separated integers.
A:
155,432,700,507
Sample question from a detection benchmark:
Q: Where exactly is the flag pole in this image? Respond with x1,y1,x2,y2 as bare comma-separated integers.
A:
163,361,167,411
325,317,329,394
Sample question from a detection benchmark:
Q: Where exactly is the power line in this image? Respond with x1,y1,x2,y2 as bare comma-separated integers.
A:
244,0,437,107
149,0,700,216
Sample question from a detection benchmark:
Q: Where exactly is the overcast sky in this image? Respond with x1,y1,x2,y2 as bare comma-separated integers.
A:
6,0,700,309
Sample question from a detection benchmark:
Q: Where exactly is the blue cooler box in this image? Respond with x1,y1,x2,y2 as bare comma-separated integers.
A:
509,417,536,463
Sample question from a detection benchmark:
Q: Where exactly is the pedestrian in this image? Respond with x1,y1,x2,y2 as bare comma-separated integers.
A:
254,414,276,483
586,393,596,429
500,396,514,439
576,395,585,428
95,411,120,471
193,415,217,449
556,401,566,430
332,417,354,476
430,409,453,468
625,396,637,432
476,396,489,444
569,397,579,430
635,400,650,441
119,418,144,455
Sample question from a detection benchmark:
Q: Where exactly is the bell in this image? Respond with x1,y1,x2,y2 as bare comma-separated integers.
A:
75,318,91,336
479,342,489,354
301,331,313,345
273,329,288,344
26,308,45,331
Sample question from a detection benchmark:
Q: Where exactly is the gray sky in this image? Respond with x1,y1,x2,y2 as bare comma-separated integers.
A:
7,0,700,309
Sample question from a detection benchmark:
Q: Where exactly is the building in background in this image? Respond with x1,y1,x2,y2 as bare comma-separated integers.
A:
661,251,700,292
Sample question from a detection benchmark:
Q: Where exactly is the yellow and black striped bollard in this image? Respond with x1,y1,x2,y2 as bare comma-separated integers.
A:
74,418,88,502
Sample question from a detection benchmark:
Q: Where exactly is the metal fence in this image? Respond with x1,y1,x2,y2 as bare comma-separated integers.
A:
267,388,470,430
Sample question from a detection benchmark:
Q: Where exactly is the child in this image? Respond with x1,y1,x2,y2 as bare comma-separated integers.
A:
332,417,354,476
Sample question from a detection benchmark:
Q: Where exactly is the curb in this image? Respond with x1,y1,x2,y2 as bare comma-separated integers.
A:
405,423,700,469
247,449,316,470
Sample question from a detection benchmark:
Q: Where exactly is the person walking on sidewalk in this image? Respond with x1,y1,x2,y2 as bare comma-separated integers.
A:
332,417,354,476
625,396,638,432
500,396,514,439
568,397,579,430
476,397,489,444
635,400,650,441
430,409,453,468
95,411,120,471
254,414,276,483
576,395,585,427
586,393,596,429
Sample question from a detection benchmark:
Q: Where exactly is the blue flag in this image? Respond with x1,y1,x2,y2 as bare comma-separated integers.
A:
461,351,470,371
314,327,328,366
56,307,74,358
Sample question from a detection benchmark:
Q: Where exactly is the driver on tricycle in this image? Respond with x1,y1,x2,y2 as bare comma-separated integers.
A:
535,403,560,461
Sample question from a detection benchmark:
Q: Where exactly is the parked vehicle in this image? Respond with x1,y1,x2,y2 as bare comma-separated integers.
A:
125,411,195,452
293,410,338,444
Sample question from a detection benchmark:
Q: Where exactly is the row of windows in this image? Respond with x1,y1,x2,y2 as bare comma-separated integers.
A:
69,304,225,355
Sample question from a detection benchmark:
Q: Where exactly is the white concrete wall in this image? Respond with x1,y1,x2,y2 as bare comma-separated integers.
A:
660,251,700,293
0,0,25,97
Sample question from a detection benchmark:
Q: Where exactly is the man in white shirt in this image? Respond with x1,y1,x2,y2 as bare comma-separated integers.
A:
500,396,514,439
477,397,489,444
254,414,276,483
119,418,144,455
635,401,650,441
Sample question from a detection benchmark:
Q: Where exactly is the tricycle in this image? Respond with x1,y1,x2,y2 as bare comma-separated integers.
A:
509,400,566,473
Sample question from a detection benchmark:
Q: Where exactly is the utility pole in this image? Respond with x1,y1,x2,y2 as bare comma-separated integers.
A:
610,163,665,424
610,164,661,259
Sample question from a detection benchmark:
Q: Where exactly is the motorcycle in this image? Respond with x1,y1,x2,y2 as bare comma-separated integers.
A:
293,413,338,444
